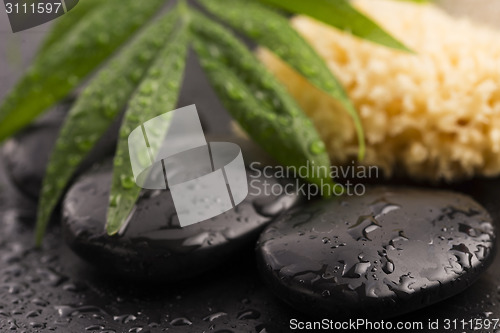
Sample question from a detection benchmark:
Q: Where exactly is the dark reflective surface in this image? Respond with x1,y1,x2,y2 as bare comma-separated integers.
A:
2,161,500,332
256,187,496,319
62,160,301,281
1,99,119,201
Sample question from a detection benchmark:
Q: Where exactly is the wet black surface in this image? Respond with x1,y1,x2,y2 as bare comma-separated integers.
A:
3,161,500,332
0,158,308,333
256,187,496,319
1,155,500,333
62,159,300,281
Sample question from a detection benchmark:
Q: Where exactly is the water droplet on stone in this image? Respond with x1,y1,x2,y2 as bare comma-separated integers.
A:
237,309,260,320
170,317,192,326
203,312,227,322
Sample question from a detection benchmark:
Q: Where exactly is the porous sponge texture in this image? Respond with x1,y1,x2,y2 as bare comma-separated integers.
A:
258,0,500,181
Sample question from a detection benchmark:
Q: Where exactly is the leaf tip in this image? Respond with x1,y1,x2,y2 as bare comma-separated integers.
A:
106,226,119,237
34,224,45,248
357,143,366,162
34,207,50,248
401,45,417,54
105,213,119,236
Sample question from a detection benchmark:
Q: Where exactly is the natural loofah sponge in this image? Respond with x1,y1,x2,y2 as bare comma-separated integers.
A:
257,0,500,181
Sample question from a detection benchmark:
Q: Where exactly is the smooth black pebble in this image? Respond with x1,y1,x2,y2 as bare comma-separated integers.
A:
63,160,301,281
1,101,119,200
2,103,68,198
256,187,496,319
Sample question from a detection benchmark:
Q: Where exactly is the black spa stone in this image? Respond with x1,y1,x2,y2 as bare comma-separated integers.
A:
2,103,69,199
62,160,301,281
255,187,496,319
1,101,118,200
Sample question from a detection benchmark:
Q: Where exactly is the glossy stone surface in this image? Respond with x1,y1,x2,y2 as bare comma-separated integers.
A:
256,187,496,319
0,155,309,333
1,101,118,200
62,160,300,281
2,103,69,199
4,156,500,332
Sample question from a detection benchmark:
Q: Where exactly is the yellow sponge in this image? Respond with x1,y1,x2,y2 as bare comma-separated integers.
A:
258,0,500,181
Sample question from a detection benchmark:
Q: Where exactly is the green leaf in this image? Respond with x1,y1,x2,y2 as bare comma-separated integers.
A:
37,0,108,55
199,0,365,160
106,10,191,236
259,0,413,53
0,0,166,143
35,7,180,247
191,10,336,191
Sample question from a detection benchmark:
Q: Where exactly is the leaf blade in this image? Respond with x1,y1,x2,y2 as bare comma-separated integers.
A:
106,12,191,236
199,0,365,160
37,0,107,55
259,0,413,53
0,0,166,143
35,8,180,246
191,10,336,191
